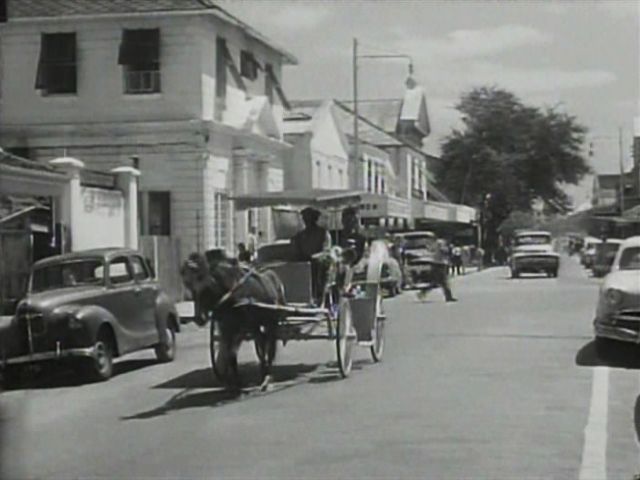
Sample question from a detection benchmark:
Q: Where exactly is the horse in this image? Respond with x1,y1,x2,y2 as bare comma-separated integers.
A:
181,252,285,391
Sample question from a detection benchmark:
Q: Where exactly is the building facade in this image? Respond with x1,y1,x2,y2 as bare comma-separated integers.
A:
0,0,296,258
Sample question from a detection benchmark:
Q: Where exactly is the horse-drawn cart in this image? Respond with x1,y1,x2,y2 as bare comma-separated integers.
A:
203,190,388,384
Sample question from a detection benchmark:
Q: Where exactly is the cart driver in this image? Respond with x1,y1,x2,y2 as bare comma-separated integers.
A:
339,206,366,264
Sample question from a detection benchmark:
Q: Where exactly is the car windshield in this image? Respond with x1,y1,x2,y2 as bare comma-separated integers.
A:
31,259,105,292
402,236,437,250
515,235,550,246
618,247,640,270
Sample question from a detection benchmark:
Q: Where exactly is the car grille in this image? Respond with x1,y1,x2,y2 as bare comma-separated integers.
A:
612,319,640,332
15,309,47,355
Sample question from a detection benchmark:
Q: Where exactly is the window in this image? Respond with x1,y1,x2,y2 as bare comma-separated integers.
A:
118,29,160,94
148,191,171,236
130,256,150,281
108,257,132,285
216,37,228,100
35,33,77,94
213,191,229,248
240,50,259,80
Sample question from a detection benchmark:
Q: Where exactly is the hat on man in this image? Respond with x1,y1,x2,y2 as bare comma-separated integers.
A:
301,206,321,223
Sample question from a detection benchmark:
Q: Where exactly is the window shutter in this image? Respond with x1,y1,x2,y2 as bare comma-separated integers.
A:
119,29,159,66
223,43,246,92
34,35,49,89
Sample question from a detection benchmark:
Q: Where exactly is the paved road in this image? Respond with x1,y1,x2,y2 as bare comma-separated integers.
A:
1,256,639,479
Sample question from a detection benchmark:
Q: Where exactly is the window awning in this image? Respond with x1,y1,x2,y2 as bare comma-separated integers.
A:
118,29,160,65
232,189,365,210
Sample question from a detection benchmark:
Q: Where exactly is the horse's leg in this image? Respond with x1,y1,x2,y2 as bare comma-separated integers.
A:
258,317,278,392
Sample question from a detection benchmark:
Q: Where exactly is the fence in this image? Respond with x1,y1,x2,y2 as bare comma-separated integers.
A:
140,235,183,302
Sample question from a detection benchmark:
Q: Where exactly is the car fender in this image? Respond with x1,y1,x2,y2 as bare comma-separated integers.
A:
52,304,122,355
154,291,180,338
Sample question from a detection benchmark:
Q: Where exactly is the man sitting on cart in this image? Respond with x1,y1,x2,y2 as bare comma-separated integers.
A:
291,207,332,304
338,206,367,264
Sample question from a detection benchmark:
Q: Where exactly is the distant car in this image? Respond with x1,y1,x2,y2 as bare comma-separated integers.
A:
593,236,640,354
591,239,624,278
0,248,179,385
509,230,560,278
394,231,440,289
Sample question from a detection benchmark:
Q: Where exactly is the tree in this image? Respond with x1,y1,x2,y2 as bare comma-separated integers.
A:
435,86,590,259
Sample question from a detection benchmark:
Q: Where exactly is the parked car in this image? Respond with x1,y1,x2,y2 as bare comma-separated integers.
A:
0,248,179,385
593,236,640,355
509,230,560,278
591,239,624,278
581,236,602,269
394,231,440,289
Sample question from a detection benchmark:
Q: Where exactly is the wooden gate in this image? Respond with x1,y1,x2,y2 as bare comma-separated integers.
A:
0,230,31,315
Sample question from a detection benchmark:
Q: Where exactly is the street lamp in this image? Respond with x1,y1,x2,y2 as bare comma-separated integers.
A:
352,38,413,173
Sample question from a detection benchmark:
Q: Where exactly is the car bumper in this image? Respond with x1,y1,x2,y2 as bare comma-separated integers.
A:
594,315,640,344
1,343,96,367
512,257,559,270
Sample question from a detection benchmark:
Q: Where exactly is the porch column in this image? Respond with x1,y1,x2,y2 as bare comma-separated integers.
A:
111,166,141,250
49,157,84,252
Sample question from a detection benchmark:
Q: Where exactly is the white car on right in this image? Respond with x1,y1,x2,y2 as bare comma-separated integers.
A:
593,236,640,354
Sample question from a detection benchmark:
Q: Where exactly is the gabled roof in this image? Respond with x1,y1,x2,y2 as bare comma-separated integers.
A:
7,0,298,64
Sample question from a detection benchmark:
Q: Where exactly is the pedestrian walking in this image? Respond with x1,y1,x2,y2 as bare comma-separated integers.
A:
451,243,463,275
417,238,457,303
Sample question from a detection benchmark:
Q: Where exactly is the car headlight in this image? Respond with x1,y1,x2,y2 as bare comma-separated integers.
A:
605,288,623,306
66,313,84,329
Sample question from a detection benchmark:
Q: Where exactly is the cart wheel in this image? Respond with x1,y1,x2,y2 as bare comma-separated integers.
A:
210,320,230,385
336,298,356,378
370,291,385,362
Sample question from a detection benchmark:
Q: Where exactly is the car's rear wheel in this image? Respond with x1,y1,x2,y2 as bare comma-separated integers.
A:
79,331,114,382
155,324,177,363
511,269,519,279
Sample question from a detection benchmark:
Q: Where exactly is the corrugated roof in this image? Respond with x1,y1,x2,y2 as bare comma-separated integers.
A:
7,0,298,64
0,150,61,174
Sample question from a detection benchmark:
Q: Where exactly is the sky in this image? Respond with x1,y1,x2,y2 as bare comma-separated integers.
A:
222,0,639,209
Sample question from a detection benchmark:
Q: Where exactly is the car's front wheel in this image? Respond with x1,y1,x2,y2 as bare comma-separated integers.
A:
155,325,176,363
79,331,114,382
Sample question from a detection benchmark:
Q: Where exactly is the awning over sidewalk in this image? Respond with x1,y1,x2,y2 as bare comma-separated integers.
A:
232,189,366,210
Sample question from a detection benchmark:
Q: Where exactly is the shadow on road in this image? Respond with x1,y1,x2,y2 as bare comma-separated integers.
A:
122,359,371,421
575,340,640,370
2,358,159,390
122,362,335,420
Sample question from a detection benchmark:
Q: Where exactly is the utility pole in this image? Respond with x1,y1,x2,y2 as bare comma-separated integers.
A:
619,127,625,214
352,38,359,185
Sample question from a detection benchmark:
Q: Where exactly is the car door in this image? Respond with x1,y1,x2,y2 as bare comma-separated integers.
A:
103,256,141,352
128,254,159,346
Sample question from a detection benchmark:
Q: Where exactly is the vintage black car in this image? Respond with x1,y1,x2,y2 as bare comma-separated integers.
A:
0,248,179,385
